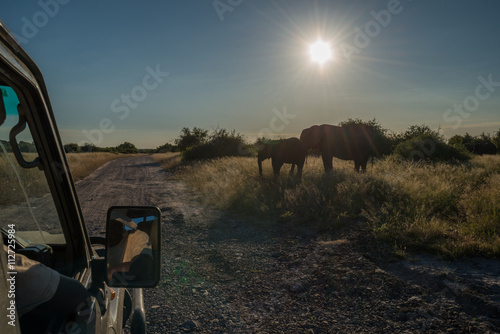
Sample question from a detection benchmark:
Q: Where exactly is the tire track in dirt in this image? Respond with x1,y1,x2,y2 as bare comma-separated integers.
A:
76,155,167,235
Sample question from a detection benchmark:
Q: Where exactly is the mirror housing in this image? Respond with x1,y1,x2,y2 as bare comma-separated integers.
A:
105,206,161,288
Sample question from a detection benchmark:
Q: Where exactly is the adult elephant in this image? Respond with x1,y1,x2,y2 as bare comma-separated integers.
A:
258,137,307,179
300,124,376,172
473,142,497,155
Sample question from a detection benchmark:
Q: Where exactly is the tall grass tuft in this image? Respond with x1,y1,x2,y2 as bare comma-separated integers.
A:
176,154,500,258
152,152,182,171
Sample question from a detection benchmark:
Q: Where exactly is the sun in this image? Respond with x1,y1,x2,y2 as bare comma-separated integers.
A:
309,40,332,65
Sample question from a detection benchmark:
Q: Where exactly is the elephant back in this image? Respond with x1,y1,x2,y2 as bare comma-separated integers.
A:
300,124,340,149
275,137,307,163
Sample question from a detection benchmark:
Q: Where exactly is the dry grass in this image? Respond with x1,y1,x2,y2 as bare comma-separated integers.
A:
151,153,182,170
173,154,500,258
0,152,128,206
67,152,126,181
0,153,50,205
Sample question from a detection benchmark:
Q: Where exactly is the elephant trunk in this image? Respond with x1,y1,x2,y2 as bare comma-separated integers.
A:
258,158,263,176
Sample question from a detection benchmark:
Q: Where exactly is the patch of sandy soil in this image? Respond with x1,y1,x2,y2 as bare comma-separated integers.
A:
77,155,500,333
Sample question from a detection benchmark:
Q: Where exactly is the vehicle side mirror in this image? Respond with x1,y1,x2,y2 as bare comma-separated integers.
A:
105,206,161,288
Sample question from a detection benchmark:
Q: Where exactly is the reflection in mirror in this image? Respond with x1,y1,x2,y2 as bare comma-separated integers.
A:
106,206,160,287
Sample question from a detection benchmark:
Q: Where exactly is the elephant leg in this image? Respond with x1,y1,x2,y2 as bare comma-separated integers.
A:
297,162,304,180
322,151,333,173
354,161,360,172
272,160,283,177
360,157,368,173
290,164,295,174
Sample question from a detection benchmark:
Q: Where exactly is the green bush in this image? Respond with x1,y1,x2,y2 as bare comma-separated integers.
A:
175,127,208,151
64,143,80,153
156,143,177,153
115,142,138,154
182,128,251,161
448,132,498,154
392,134,470,162
339,118,393,156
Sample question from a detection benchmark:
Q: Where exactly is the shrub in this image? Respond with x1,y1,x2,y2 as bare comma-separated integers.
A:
115,142,139,154
175,127,208,151
80,143,98,152
182,128,251,161
392,134,470,162
18,141,37,153
64,143,80,153
449,132,498,154
156,143,177,153
339,118,393,156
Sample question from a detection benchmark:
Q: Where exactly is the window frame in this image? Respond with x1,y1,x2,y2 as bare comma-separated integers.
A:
0,28,92,281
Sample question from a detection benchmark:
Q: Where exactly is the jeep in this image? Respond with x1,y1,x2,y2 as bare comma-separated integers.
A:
0,20,160,334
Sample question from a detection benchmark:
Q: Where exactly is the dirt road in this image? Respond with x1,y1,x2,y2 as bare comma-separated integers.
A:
76,155,167,235
77,155,500,333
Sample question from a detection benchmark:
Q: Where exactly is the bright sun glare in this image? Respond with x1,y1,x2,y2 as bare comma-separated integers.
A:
309,40,332,65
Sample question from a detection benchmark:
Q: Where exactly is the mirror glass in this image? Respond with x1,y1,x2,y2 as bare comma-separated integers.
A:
106,206,161,287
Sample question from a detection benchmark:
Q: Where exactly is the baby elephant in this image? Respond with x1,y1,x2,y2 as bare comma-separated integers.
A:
258,137,308,180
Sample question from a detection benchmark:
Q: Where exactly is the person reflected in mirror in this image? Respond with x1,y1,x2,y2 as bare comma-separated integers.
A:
107,211,154,283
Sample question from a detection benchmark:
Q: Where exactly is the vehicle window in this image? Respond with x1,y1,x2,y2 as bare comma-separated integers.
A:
0,85,65,246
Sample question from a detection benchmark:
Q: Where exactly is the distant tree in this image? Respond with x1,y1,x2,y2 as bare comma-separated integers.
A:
156,143,175,153
460,133,478,152
339,118,386,134
64,143,79,153
182,127,250,161
390,124,441,153
18,141,37,153
401,124,440,141
478,132,492,143
339,118,393,155
80,143,97,152
175,127,208,151
0,140,12,152
448,135,464,148
493,129,500,148
99,147,117,153
115,142,138,154
450,133,494,153
392,134,470,162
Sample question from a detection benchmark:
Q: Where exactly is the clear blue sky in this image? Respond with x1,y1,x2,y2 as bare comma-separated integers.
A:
2,0,500,148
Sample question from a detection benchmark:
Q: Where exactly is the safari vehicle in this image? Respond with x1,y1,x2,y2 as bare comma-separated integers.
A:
0,21,161,333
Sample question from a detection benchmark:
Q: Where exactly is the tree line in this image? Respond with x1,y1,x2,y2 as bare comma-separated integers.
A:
172,121,500,162
63,142,143,154
8,121,497,160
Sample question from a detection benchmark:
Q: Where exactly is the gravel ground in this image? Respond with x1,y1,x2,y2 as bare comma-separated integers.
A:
80,156,500,333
